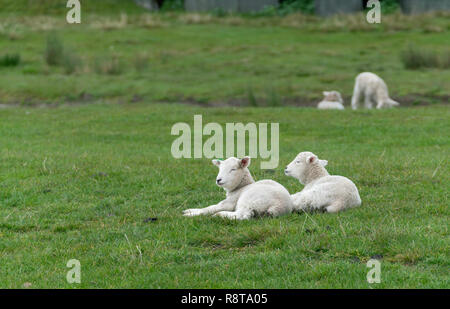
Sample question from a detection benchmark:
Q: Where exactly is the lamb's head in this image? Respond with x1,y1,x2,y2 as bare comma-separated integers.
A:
284,152,328,185
212,156,251,191
379,98,400,109
323,91,343,104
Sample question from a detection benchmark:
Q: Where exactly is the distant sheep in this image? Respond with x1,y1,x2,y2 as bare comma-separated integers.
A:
351,72,400,109
317,91,345,110
284,152,361,213
183,157,293,220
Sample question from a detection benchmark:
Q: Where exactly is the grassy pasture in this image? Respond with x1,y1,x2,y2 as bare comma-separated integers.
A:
0,2,449,288
0,10,449,104
0,103,448,288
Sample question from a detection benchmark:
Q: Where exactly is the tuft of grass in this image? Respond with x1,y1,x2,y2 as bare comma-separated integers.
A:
44,33,64,66
93,54,124,75
401,45,449,70
0,53,20,67
138,14,166,28
247,86,258,107
91,13,128,30
266,87,281,107
178,13,214,24
62,51,82,75
133,53,149,73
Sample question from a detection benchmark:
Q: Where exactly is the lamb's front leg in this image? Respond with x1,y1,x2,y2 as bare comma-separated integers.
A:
291,192,312,212
183,200,235,217
214,210,252,220
351,84,361,110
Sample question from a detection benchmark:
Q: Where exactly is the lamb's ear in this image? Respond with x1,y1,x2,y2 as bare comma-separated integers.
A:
323,91,330,97
319,159,328,167
239,156,251,168
306,155,317,164
212,159,221,167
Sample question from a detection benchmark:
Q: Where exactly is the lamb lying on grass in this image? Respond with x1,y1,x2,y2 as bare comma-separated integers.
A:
284,152,361,213
351,72,400,109
317,91,345,110
183,156,293,220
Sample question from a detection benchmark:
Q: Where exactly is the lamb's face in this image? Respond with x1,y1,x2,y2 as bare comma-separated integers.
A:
285,152,327,185
379,99,400,109
323,91,343,104
284,152,314,184
212,157,250,191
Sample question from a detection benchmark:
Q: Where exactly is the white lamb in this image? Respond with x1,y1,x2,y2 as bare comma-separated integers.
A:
183,156,293,220
317,91,345,110
284,152,361,213
351,72,400,110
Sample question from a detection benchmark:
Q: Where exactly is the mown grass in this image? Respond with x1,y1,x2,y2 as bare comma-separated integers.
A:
0,103,448,288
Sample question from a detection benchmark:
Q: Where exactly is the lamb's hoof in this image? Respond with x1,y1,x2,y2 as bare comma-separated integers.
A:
183,209,203,217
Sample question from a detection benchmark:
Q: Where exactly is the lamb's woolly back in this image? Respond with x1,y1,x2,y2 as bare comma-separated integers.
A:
352,72,400,109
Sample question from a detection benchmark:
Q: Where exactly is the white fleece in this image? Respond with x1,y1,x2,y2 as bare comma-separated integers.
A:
183,157,293,220
284,152,361,213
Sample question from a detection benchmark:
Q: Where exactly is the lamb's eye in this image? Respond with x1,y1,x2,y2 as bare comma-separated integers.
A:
230,169,236,173
295,161,300,164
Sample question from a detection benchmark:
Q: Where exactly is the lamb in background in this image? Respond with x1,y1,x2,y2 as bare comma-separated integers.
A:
317,91,345,110
351,72,400,110
284,151,361,213
183,156,293,220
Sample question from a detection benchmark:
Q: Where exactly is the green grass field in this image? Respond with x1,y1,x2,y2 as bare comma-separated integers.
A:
0,1,449,288
1,103,449,288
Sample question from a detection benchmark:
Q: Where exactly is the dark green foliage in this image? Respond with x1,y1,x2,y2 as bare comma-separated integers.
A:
364,0,401,14
278,0,315,15
160,0,184,12
379,0,401,14
0,53,20,67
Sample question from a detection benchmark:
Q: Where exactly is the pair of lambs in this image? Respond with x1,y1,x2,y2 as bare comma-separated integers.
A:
318,72,400,110
183,152,361,220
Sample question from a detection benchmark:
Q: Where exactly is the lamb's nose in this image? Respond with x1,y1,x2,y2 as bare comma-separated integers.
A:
216,178,222,184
